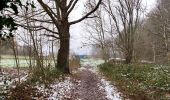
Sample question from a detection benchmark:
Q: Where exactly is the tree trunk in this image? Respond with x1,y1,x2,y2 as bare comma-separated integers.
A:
125,50,133,64
56,23,70,74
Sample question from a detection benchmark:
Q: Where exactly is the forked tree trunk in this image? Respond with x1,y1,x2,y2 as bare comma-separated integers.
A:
56,23,70,74
37,0,102,74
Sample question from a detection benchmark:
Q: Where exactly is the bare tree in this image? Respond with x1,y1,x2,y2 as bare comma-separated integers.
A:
147,0,170,63
104,0,143,64
13,0,102,73
84,0,111,62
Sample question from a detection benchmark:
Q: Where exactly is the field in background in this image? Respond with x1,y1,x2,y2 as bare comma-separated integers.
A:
0,55,29,68
0,55,54,68
0,55,104,68
80,58,104,67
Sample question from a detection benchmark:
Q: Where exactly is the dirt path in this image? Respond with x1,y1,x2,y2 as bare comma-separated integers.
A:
70,67,107,100
40,65,121,100
67,65,121,100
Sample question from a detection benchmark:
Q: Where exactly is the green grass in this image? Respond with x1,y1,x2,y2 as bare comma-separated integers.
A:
0,58,29,68
80,58,104,67
99,63,170,100
0,55,55,68
1,55,29,59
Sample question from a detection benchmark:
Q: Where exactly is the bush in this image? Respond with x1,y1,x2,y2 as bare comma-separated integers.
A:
27,66,63,85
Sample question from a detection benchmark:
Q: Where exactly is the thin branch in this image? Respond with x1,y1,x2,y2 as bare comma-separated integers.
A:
41,34,60,39
18,24,59,34
67,0,79,15
37,0,59,29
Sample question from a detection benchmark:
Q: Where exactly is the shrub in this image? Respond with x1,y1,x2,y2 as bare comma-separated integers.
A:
27,66,62,85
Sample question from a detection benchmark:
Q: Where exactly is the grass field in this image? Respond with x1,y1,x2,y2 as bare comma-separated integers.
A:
0,56,104,68
0,55,30,68
0,55,54,68
80,58,104,67
99,63,170,100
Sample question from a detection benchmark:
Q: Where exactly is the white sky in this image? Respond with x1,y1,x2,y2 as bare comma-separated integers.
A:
70,0,157,55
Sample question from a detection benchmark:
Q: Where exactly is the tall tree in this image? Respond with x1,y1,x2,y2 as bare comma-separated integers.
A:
35,0,102,73
104,0,143,64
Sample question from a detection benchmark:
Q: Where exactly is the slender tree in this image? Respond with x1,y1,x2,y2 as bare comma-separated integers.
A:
148,0,170,62
84,0,110,62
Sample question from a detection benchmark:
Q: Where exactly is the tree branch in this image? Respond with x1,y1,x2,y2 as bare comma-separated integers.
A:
18,24,59,35
41,34,60,39
67,0,79,15
37,0,59,28
69,0,102,25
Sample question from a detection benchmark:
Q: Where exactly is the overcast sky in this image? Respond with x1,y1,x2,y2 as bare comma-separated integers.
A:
69,0,157,55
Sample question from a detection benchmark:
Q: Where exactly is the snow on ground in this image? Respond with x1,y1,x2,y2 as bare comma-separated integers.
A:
0,69,28,99
80,58,122,100
99,79,121,100
1,58,122,100
81,58,104,67
80,58,104,73
36,77,74,100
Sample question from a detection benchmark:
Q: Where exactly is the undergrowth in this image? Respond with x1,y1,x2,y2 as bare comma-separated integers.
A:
99,63,170,100
27,67,63,86
7,67,63,99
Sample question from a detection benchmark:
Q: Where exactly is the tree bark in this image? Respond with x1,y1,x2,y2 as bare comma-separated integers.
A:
125,50,133,64
56,23,70,74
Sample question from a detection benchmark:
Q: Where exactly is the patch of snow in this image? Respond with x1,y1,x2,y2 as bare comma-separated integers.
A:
100,79,121,100
81,58,104,67
141,60,153,64
78,67,86,71
88,67,98,73
36,77,74,100
80,58,104,74
20,75,28,82
78,66,98,74
109,58,125,61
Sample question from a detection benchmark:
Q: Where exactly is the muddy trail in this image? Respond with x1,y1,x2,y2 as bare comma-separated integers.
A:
67,66,121,100
70,67,106,100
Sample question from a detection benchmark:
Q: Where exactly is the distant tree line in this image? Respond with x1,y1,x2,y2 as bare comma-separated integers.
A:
0,39,33,56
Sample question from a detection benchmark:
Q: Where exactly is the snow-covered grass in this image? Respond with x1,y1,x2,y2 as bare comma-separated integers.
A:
0,55,55,68
80,58,104,73
0,69,28,99
99,63,170,99
81,58,104,67
99,79,121,100
35,77,74,100
3,58,122,100
0,59,29,68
